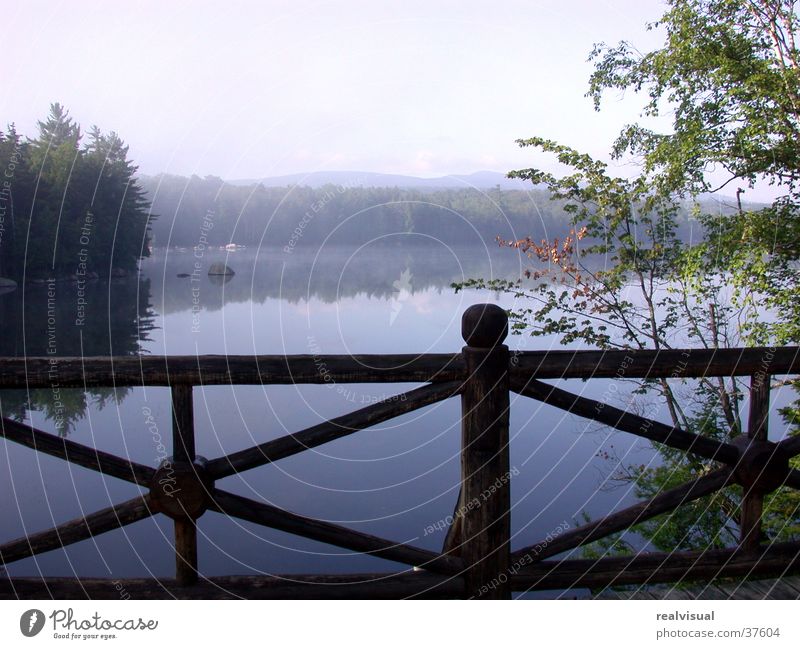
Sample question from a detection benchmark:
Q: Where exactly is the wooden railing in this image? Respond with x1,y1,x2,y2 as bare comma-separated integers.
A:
2,303,800,599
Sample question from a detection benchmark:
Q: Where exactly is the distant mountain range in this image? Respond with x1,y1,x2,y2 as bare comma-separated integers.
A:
142,169,755,212
226,170,532,190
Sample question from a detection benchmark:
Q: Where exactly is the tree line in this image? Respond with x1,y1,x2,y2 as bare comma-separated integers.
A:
139,173,709,251
0,103,151,280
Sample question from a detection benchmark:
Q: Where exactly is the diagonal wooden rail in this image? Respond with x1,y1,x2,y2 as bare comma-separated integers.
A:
1,304,799,599
509,468,735,564
206,381,462,478
0,417,154,486
510,376,739,463
0,495,154,565
209,489,462,575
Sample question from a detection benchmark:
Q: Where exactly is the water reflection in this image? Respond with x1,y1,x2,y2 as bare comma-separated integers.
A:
146,242,525,312
1,244,656,585
0,276,155,434
0,243,523,432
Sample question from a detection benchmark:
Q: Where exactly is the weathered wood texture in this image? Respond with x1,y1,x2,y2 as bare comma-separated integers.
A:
149,460,211,520
442,486,463,557
209,489,462,575
510,541,800,591
740,376,770,550
0,496,153,565
4,346,797,389
0,417,154,486
0,572,466,599
171,385,195,463
510,468,734,563
170,385,199,585
459,304,511,599
174,519,198,587
6,543,799,598
511,347,800,379
0,354,466,388
510,376,739,463
207,381,461,478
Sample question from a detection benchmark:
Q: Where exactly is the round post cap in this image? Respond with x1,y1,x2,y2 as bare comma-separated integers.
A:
462,303,508,347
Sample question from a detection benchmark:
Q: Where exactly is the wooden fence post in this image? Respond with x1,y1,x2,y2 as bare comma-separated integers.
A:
171,384,198,586
739,375,770,550
459,304,511,599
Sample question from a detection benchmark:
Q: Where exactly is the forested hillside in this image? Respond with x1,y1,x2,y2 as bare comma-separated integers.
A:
140,173,708,250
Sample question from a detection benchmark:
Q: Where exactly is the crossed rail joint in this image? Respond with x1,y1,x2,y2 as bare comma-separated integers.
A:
2,303,800,598
0,379,466,580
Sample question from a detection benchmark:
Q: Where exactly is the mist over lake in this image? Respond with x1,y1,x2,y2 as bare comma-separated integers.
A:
1,244,656,587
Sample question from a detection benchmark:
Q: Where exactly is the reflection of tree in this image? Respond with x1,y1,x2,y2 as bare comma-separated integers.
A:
0,277,155,435
144,245,527,314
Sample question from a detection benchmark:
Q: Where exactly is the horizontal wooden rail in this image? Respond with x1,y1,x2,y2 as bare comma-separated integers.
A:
510,377,740,463
0,354,466,388
0,417,155,486
0,496,153,565
208,381,461,478
5,541,799,597
0,572,465,599
209,489,463,575
3,346,798,389
510,541,800,592
511,347,800,379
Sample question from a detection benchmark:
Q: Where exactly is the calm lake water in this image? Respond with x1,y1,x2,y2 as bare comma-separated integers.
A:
0,244,699,593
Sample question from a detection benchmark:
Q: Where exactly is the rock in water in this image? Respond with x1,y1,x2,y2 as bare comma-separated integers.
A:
208,262,235,276
0,277,16,295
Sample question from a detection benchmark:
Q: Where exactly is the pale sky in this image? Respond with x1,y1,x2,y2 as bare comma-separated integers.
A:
4,1,669,182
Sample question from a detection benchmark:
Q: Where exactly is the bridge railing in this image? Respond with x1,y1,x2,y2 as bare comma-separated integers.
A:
1,303,800,599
